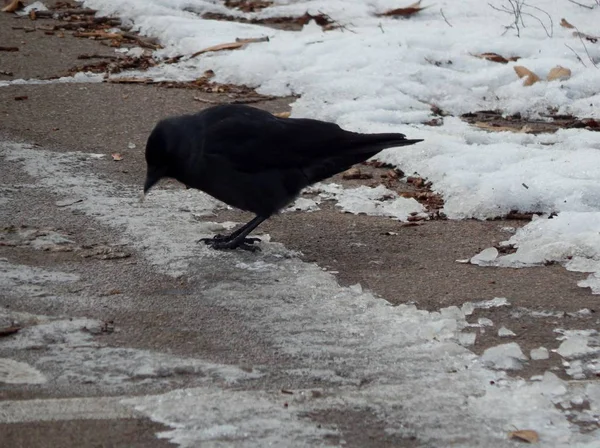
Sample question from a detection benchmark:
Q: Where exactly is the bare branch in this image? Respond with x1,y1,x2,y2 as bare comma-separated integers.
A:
440,8,453,27
564,43,587,67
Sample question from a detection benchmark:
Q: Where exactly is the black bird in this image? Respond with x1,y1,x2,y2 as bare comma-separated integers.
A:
143,104,423,251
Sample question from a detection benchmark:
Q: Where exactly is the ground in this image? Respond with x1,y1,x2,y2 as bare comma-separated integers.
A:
0,3,599,447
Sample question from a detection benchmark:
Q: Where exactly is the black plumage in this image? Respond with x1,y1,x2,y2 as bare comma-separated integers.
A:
143,104,423,250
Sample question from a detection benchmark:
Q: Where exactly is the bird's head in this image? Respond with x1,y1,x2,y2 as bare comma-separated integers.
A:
142,124,169,199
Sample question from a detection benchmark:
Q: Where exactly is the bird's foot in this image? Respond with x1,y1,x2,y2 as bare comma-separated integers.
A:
199,235,262,252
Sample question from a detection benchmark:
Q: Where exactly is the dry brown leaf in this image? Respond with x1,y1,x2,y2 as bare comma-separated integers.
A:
342,167,373,180
560,18,575,29
474,52,519,64
1,0,24,13
111,153,123,161
0,326,21,337
514,66,540,86
379,0,428,17
273,111,291,118
508,429,540,444
547,65,571,82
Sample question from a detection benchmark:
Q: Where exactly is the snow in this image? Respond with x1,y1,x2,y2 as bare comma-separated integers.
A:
0,358,47,385
305,183,425,221
4,141,600,446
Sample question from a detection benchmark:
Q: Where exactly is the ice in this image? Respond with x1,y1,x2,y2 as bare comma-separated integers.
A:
16,1,48,16
474,317,493,328
473,297,510,309
470,247,499,266
312,183,424,221
0,358,46,385
530,347,550,361
480,343,527,370
498,326,516,338
556,336,597,359
285,197,320,212
458,332,476,347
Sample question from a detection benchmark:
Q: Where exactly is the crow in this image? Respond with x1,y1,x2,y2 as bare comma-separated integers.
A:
143,104,423,251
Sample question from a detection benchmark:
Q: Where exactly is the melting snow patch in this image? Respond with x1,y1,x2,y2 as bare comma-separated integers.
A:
308,183,424,221
473,297,510,309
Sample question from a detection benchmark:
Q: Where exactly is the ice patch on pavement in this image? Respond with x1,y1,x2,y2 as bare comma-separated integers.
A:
471,212,600,294
0,72,104,88
3,142,598,446
124,388,335,448
0,358,46,384
0,310,261,388
481,343,528,370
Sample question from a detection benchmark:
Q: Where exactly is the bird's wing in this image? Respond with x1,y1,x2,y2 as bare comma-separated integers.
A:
202,112,366,173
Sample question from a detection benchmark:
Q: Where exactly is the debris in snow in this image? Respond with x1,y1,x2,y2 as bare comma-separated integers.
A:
546,66,571,82
508,429,539,444
473,52,519,64
530,347,549,360
378,1,429,18
480,342,527,370
341,167,372,180
560,18,574,29
514,66,541,86
470,247,499,265
473,297,510,309
498,326,516,337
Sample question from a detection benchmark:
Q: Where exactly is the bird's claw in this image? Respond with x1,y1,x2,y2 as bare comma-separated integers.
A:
199,236,262,252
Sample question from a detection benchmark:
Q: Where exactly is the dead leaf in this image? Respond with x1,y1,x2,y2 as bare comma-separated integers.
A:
111,153,123,161
508,430,540,444
342,167,373,180
14,95,28,101
560,18,575,29
547,66,571,82
474,52,519,64
1,0,24,13
379,0,428,17
514,66,540,86
273,111,291,118
0,46,19,52
0,326,21,337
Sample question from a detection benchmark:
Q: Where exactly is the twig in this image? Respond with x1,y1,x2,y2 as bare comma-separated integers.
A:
378,22,385,33
575,29,598,68
193,95,277,104
565,43,587,67
567,0,595,9
440,8,453,27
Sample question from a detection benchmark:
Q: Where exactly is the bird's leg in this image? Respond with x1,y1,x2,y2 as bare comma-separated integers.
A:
199,215,268,251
